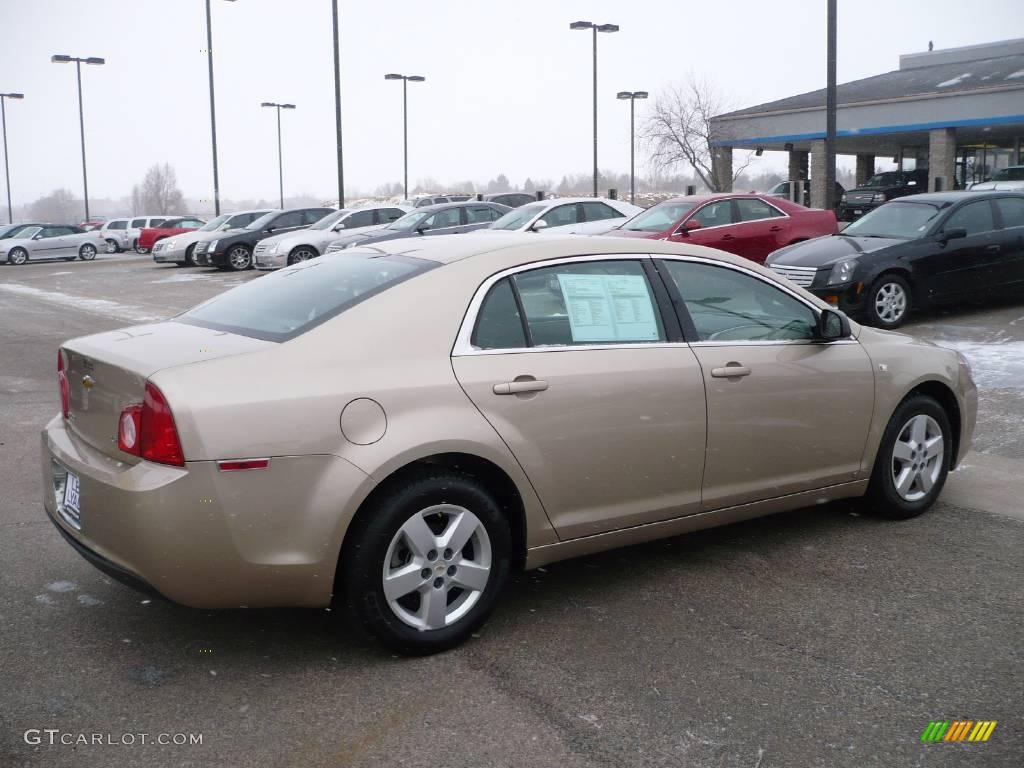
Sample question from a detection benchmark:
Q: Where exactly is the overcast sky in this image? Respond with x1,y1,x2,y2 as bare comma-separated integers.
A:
1,0,1023,205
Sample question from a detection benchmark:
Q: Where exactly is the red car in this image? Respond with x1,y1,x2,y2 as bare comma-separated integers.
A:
137,216,206,252
608,194,837,263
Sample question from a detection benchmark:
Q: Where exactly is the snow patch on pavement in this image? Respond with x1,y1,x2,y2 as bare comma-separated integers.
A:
939,340,1024,390
0,283,165,323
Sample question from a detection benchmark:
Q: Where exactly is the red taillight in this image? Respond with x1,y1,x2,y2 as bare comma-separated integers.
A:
117,382,184,466
57,350,70,419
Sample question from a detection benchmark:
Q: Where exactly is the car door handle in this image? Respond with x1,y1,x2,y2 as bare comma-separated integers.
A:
768,225,783,232
493,379,549,395
710,364,751,378
984,244,1001,253
721,234,736,240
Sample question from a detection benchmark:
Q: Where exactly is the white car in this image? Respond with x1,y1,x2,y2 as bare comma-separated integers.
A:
970,166,1024,191
152,210,272,266
0,224,107,265
487,197,643,235
254,204,411,270
126,215,172,254
99,218,131,252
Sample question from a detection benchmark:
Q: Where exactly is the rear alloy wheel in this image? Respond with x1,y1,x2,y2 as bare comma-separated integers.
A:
864,395,952,519
134,241,149,254
287,246,318,265
105,239,120,254
343,471,511,655
78,243,97,261
866,275,911,329
8,247,28,265
227,245,252,271
183,244,197,267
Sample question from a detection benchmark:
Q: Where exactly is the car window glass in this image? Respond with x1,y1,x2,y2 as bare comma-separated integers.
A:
472,278,527,349
944,201,995,236
580,202,620,222
690,201,735,228
994,197,1024,228
130,219,145,228
513,260,665,346
424,209,461,229
110,220,126,230
379,208,405,223
59,227,77,236
343,210,375,228
540,204,580,227
663,260,817,342
150,219,167,227
735,198,783,222
38,227,61,238
273,211,305,229
466,206,498,223
303,209,330,225
623,202,696,232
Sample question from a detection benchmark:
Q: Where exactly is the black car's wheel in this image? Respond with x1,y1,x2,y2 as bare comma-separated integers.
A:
226,244,252,271
78,243,97,261
287,246,318,265
342,470,511,655
8,247,28,265
865,274,911,329
183,244,197,267
864,394,952,519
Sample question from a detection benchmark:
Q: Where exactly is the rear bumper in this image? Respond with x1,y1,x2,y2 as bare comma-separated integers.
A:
41,415,373,609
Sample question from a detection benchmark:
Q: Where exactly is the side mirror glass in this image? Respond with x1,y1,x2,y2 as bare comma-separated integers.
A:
531,219,549,232
817,309,848,341
939,227,967,243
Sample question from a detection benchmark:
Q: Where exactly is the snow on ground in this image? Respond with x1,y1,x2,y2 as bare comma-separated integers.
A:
938,340,1024,391
0,283,165,324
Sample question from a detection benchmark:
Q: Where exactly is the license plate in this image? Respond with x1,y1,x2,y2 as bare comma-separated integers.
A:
853,209,863,215
63,471,81,517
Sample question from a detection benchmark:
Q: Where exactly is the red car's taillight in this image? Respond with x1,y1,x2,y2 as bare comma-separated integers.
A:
57,350,70,419
117,382,185,466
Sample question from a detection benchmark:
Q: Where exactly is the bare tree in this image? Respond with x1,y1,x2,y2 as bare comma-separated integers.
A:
134,164,185,214
30,189,79,222
644,76,754,192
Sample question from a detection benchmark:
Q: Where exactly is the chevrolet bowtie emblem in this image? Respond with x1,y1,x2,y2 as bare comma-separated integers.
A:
82,375,95,390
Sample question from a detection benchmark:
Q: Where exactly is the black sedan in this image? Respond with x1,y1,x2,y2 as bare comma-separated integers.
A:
198,207,334,271
324,201,510,253
765,191,1024,328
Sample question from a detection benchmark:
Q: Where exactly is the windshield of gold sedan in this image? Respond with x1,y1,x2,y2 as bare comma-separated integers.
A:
622,202,696,232
841,201,944,239
178,254,437,341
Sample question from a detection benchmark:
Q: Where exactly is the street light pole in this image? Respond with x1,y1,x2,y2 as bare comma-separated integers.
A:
0,92,24,224
570,21,619,197
205,0,236,217
824,0,837,211
384,74,425,200
261,103,296,208
331,0,344,207
617,91,648,204
51,55,104,222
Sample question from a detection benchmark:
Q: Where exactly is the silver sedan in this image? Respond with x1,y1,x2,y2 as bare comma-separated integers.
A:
0,225,107,265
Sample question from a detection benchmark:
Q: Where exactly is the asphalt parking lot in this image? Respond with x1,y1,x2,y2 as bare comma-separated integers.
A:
0,254,1021,768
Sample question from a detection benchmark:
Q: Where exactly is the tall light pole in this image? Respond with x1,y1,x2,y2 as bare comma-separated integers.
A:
51,55,104,222
261,102,295,208
384,73,425,200
616,91,648,205
0,92,24,224
331,0,344,207
205,0,236,217
570,20,618,197
824,0,837,210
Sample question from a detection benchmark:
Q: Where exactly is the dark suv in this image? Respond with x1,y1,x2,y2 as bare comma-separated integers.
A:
838,169,928,221
197,208,334,271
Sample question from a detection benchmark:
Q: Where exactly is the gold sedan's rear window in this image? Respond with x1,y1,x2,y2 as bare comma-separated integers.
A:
177,254,436,341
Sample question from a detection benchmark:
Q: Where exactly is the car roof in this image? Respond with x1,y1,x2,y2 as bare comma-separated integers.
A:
411,200,504,213
889,190,1024,203
341,230,768,270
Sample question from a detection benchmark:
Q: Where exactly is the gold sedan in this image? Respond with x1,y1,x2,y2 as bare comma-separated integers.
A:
41,233,977,654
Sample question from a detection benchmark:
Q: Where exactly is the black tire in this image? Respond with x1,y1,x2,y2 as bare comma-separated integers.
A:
287,245,319,265
342,470,511,655
184,244,196,267
8,247,28,265
225,244,252,271
133,240,148,254
864,395,952,519
105,238,120,254
78,243,97,261
865,274,912,329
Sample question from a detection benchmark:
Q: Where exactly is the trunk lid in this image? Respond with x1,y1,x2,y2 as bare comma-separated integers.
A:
63,321,272,458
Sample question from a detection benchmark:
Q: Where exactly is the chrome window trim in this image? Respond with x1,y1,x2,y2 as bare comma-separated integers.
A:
453,252,856,357
673,196,791,235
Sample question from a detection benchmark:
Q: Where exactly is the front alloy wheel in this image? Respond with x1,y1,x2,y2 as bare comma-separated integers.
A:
867,275,910,329
227,245,252,271
287,246,317,265
8,247,28,265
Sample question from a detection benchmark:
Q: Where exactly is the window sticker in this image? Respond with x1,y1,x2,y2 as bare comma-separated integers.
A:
556,273,660,342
